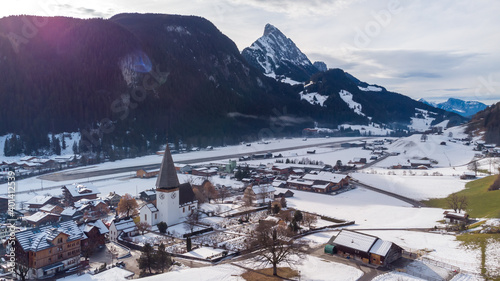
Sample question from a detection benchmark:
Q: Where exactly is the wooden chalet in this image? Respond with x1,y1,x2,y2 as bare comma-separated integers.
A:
25,196,60,212
136,168,160,179
139,190,156,202
12,221,85,279
443,211,469,225
25,212,61,227
39,204,64,215
79,219,109,247
61,183,100,205
325,230,402,266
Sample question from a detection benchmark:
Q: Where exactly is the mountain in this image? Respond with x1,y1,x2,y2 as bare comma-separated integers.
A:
0,14,315,156
241,24,318,82
466,102,500,145
0,14,466,158
301,69,466,130
313,61,328,72
419,98,487,117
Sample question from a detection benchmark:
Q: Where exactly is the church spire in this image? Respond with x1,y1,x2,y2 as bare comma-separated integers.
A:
156,144,180,189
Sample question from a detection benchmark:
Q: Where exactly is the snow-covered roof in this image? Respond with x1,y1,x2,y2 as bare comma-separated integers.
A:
144,190,156,196
272,180,286,187
302,171,346,183
61,207,79,216
15,221,86,252
39,204,58,212
369,239,393,256
141,203,158,213
25,211,59,223
79,220,109,235
312,183,330,190
251,185,276,195
64,183,100,198
332,230,378,253
113,218,137,232
287,178,314,186
26,195,55,206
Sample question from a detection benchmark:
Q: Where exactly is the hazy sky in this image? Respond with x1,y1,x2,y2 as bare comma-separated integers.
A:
2,0,500,104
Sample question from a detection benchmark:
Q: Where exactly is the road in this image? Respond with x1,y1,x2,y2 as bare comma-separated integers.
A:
351,180,426,208
39,137,373,182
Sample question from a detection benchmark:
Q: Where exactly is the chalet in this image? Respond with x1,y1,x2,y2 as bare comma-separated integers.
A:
60,207,84,222
74,199,108,219
325,230,402,266
108,217,138,241
351,158,367,164
272,180,287,189
244,185,276,205
443,211,469,225
275,190,294,198
61,183,100,205
25,212,61,227
13,221,85,279
136,168,160,179
39,204,64,215
104,192,122,207
79,219,109,247
175,163,192,174
409,159,432,168
140,190,156,202
139,203,159,226
25,196,60,212
272,165,292,175
288,172,349,193
191,167,218,177
460,172,477,180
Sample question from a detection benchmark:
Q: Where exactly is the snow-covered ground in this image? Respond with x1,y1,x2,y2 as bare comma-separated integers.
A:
276,187,444,229
485,239,500,277
340,123,393,135
358,85,383,92
352,173,467,200
57,267,134,281
237,253,363,281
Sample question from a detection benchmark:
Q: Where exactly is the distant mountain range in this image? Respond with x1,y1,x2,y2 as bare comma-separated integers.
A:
419,98,487,117
0,15,465,157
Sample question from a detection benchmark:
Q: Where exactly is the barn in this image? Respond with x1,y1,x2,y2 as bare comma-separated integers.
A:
325,230,402,266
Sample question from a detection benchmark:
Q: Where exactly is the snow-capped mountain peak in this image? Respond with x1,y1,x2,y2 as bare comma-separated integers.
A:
241,24,318,82
419,98,487,117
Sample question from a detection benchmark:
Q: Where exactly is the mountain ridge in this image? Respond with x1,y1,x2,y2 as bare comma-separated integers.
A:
419,98,487,117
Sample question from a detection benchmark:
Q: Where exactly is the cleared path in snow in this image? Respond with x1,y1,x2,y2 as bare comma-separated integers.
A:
351,180,426,208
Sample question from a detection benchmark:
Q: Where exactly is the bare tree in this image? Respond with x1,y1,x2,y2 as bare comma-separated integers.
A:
184,210,200,233
12,244,29,281
117,193,139,217
302,212,318,229
251,220,306,276
204,181,218,203
468,160,479,176
136,222,152,235
447,194,468,213
218,187,229,203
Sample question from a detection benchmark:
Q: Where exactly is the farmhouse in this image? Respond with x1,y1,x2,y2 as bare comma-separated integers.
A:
244,184,276,205
287,172,349,193
108,217,138,241
39,204,64,215
409,159,432,168
192,167,218,177
104,192,122,207
136,168,160,179
79,219,109,247
25,212,61,227
275,190,294,198
325,230,402,266
460,172,477,180
12,221,85,279
25,195,60,212
61,183,100,205
443,211,469,225
139,190,156,202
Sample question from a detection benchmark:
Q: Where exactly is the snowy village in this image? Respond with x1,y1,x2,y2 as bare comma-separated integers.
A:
0,124,499,281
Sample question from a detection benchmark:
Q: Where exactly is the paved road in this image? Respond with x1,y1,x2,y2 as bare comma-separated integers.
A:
39,137,373,182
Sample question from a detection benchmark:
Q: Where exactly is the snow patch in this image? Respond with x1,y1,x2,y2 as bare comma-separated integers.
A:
358,85,383,92
300,92,328,106
339,90,365,116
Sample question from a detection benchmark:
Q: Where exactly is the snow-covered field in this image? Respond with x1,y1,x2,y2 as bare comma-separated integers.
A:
276,187,444,229
352,173,467,200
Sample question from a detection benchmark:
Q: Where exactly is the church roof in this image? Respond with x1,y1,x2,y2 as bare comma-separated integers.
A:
179,183,196,205
156,144,180,189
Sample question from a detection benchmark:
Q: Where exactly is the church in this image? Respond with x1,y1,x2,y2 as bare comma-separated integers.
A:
139,144,197,226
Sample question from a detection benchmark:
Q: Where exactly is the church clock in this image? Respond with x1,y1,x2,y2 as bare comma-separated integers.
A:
171,192,177,199
159,193,165,200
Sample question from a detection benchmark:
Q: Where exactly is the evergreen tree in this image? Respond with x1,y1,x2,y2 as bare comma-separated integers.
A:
154,243,173,273
72,141,78,154
137,243,155,275
61,135,67,150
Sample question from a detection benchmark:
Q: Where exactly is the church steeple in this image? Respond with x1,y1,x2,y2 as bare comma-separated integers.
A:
156,144,180,189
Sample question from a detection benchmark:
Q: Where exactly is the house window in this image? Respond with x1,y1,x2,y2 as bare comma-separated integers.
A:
155,213,157,219
145,214,147,221
183,207,185,213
